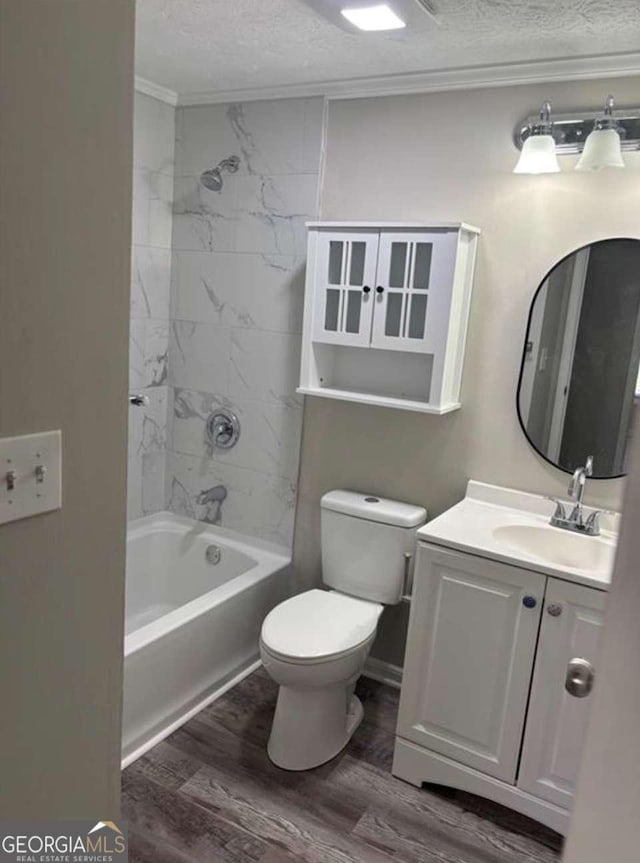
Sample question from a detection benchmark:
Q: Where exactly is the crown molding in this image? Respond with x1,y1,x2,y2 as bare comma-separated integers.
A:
175,51,640,106
134,75,178,106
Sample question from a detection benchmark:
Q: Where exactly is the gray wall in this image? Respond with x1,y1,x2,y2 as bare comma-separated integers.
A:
0,0,133,816
294,76,640,667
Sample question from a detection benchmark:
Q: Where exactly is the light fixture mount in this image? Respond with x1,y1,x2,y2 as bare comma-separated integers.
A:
516,102,640,154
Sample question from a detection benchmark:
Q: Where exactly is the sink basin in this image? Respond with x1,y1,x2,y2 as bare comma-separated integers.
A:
418,481,619,589
492,524,615,574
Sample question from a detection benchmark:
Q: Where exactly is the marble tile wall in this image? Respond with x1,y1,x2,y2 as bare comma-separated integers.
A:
127,92,175,519
166,98,325,546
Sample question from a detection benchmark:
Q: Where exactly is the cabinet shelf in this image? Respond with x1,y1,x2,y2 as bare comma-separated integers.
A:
297,385,460,415
299,221,480,413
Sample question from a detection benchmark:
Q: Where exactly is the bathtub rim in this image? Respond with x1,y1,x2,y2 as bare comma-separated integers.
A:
125,511,291,658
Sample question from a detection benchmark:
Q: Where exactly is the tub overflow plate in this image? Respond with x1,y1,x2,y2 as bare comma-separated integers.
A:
205,544,222,565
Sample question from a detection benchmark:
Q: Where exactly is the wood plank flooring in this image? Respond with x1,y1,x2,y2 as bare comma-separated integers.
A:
122,668,563,863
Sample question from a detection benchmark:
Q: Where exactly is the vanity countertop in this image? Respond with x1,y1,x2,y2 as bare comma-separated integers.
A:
417,480,619,591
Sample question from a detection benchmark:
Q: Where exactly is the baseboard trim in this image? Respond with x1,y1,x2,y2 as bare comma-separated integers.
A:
121,657,262,769
363,657,403,689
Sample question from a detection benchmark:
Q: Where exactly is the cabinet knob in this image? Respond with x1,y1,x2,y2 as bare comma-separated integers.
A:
522,595,537,609
547,603,563,617
362,285,371,294
376,285,385,294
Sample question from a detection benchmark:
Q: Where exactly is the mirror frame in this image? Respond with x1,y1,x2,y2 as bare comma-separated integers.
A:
515,237,640,480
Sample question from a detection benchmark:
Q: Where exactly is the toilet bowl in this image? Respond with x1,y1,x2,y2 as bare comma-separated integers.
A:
260,490,427,772
260,589,383,770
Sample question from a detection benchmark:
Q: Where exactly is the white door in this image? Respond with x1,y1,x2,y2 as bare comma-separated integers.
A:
311,231,379,347
518,580,605,809
397,544,545,782
370,231,458,354
547,248,589,461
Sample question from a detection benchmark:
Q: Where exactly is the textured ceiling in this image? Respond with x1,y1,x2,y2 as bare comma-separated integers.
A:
135,0,640,95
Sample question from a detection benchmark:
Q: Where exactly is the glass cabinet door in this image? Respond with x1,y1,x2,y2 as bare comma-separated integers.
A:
370,231,458,353
312,231,379,347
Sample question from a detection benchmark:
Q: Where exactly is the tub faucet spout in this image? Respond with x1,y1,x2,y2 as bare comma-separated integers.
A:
196,484,228,525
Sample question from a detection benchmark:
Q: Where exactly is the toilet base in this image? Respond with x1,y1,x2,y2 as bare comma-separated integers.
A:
267,689,364,771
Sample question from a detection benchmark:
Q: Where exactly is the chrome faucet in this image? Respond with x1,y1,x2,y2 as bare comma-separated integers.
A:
549,456,601,536
196,484,228,525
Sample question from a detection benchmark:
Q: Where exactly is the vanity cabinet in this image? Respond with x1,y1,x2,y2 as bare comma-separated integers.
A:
299,222,480,414
394,542,606,835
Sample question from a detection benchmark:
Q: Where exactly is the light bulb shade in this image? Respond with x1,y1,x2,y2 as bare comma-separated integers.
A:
513,134,560,174
575,128,625,171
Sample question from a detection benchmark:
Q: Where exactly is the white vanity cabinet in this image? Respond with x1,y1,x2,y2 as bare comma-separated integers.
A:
299,222,480,414
394,541,607,835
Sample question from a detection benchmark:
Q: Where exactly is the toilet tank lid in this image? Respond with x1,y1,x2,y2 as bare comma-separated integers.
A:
321,490,427,528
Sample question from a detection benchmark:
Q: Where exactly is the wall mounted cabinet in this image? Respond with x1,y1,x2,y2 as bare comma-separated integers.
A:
394,542,606,835
298,222,480,414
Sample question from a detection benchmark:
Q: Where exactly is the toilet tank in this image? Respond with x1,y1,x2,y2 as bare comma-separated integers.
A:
321,490,427,605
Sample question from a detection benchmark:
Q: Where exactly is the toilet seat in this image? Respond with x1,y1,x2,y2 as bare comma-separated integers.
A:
261,589,382,663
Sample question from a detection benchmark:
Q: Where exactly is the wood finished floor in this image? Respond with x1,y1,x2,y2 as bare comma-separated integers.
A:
121,668,563,863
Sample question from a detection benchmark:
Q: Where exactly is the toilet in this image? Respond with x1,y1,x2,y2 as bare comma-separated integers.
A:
260,490,427,771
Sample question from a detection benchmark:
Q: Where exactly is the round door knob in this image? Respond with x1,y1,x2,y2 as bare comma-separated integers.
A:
522,595,537,609
565,657,594,698
362,285,371,294
376,285,385,294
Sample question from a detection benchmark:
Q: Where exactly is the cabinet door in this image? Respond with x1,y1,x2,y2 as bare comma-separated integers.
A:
311,231,378,347
370,231,458,353
517,580,605,809
397,544,545,782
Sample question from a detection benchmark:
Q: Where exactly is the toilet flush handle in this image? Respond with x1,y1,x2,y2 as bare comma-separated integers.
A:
401,552,413,602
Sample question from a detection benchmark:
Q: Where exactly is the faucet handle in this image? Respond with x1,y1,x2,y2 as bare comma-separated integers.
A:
584,509,601,535
546,496,568,521
585,455,594,477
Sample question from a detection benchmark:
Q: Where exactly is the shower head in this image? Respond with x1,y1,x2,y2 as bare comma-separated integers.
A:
199,155,240,191
200,168,223,191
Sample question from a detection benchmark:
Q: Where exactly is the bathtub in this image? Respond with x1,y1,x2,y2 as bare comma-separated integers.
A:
122,511,292,766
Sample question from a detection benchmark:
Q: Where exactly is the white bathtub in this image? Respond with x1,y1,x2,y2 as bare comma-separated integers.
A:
122,511,291,766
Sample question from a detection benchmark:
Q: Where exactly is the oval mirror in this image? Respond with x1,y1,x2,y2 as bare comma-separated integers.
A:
517,238,640,479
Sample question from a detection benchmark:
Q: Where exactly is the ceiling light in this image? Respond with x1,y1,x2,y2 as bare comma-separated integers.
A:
513,101,560,175
575,95,625,172
341,4,406,31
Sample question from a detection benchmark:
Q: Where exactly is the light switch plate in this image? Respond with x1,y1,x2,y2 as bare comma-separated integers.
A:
0,430,62,525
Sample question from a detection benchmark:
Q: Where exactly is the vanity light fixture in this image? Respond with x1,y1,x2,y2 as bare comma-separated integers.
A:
515,96,640,173
575,95,625,171
513,101,560,174
340,4,406,30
